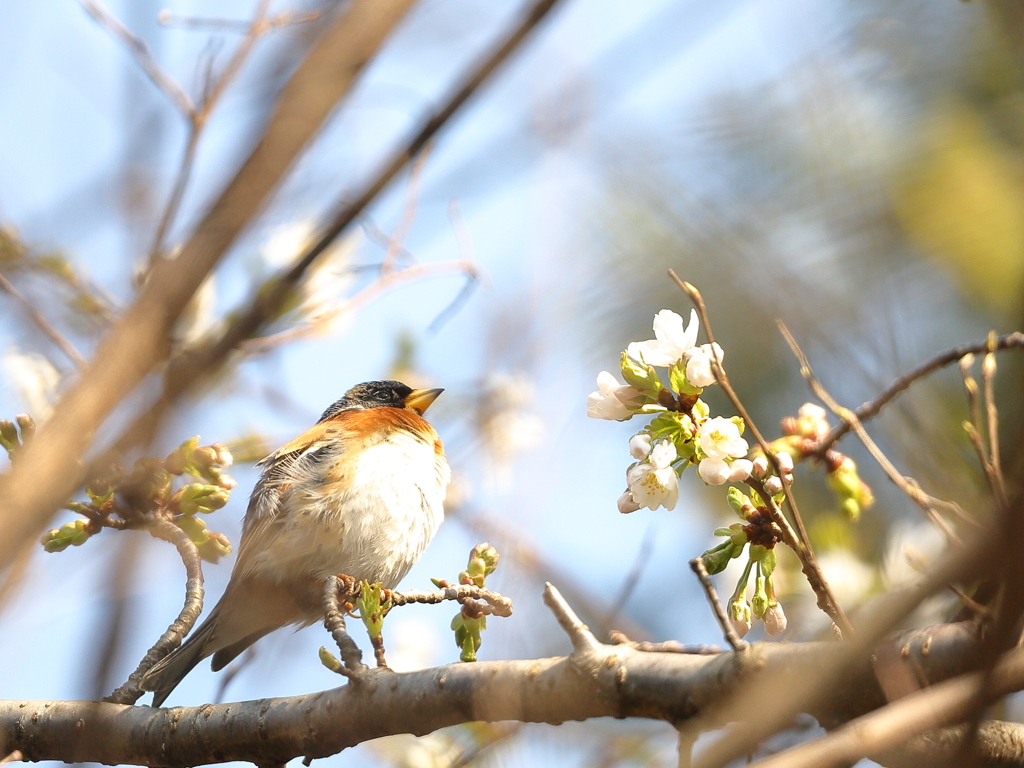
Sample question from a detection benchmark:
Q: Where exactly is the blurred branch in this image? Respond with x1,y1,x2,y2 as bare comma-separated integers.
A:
0,0,419,570
691,519,993,768
0,270,87,370
609,632,721,655
148,0,274,266
238,259,478,353
381,148,430,274
99,0,565,466
79,0,196,117
158,9,321,32
104,521,204,705
746,645,1024,768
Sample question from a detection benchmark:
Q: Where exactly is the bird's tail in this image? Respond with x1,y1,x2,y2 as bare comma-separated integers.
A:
139,609,219,707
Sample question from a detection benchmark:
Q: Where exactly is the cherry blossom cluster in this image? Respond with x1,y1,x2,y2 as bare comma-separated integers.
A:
587,308,751,513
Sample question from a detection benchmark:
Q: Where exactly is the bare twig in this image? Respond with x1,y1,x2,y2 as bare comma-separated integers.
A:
147,0,273,266
960,353,1005,515
689,556,748,652
542,582,601,656
239,259,478,353
79,0,196,117
104,521,204,704
0,271,87,370
389,585,513,617
670,272,851,637
426,200,483,333
812,332,1024,453
982,334,1007,507
381,149,430,274
777,320,960,542
744,645,1024,768
159,9,320,32
321,576,367,680
457,511,651,641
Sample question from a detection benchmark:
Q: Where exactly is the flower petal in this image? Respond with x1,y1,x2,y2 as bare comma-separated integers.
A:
698,457,731,485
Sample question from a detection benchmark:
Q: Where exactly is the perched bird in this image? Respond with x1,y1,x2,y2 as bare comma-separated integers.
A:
140,380,449,706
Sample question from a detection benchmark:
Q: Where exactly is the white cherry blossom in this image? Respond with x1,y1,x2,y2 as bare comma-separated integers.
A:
697,457,732,486
617,490,641,514
698,417,749,460
683,342,724,388
626,309,700,367
586,371,640,421
728,459,753,482
628,432,653,459
625,440,679,510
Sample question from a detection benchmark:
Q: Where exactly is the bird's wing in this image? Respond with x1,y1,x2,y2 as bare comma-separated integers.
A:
232,421,342,576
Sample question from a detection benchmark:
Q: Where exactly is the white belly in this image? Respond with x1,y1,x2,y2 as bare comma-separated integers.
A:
255,432,449,591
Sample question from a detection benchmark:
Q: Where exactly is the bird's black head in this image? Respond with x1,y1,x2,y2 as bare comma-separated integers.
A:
318,380,444,421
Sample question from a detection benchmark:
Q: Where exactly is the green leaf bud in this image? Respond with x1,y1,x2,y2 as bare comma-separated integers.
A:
691,398,710,421
197,531,232,563
164,436,200,475
357,581,391,640
727,487,754,519
762,549,777,577
751,575,769,618
668,360,701,396
701,540,736,575
318,646,344,674
40,519,95,553
619,351,662,398
0,419,19,452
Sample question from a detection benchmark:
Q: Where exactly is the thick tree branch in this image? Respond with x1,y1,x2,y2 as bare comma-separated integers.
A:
0,620,1004,768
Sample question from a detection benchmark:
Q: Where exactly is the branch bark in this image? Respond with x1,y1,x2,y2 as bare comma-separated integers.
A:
0,621,1005,768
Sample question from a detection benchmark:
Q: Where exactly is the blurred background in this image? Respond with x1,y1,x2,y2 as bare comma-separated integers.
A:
1,0,1022,765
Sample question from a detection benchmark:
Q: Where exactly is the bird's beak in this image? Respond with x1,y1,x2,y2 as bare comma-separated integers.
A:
404,387,444,415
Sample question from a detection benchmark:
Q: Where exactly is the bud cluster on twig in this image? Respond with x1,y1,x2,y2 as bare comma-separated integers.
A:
318,543,510,675
26,430,236,563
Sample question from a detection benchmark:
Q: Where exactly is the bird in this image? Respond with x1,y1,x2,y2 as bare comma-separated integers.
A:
140,380,450,707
